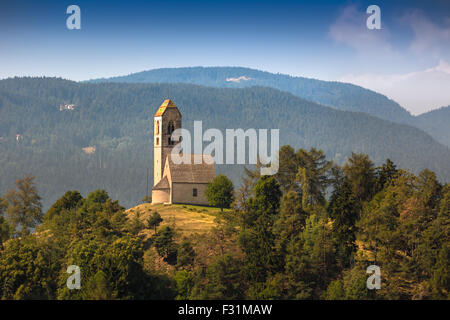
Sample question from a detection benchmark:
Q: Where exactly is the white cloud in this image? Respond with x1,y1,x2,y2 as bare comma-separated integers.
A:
340,60,450,115
329,5,399,60
226,76,251,83
330,6,450,114
401,9,450,59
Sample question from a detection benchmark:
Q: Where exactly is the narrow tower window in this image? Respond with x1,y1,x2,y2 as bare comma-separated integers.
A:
168,121,175,145
168,121,175,135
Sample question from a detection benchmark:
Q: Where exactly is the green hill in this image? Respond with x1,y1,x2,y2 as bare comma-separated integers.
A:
416,106,450,148
91,66,414,124
1,77,449,210
126,203,224,237
91,66,449,147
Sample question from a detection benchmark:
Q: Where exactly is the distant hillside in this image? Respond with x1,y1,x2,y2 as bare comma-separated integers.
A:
91,66,450,147
91,66,414,124
416,106,450,148
1,77,449,210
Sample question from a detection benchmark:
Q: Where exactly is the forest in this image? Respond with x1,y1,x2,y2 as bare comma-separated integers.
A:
0,147,448,300
92,66,450,147
1,77,449,210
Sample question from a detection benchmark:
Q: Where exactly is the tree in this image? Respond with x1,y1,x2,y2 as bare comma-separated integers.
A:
234,160,263,212
45,190,83,222
0,197,6,216
128,210,145,235
343,153,376,202
191,254,244,299
296,148,332,209
5,176,43,237
0,198,11,246
84,270,115,300
0,237,60,299
239,176,282,285
328,179,360,270
153,226,178,265
177,239,196,269
147,211,163,234
375,158,397,192
284,213,334,298
206,174,234,211
273,190,306,256
252,175,282,217
141,195,152,204
275,145,299,193
174,270,194,299
0,216,11,247
324,279,345,300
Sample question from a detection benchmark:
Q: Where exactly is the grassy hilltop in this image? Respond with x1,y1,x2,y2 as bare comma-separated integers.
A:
126,203,229,237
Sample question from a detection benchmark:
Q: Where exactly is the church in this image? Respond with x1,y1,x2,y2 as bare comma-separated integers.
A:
151,99,216,205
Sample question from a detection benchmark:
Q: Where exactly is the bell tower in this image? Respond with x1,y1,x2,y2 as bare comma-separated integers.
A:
153,99,182,186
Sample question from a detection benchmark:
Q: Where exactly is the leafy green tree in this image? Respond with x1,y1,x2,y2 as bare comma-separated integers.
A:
356,171,445,299
110,210,128,233
177,239,196,269
4,176,43,237
375,158,397,191
174,270,194,299
275,145,299,193
191,254,244,299
239,176,281,286
328,179,360,270
59,235,166,300
296,148,332,209
273,190,306,257
0,197,6,215
82,189,110,213
84,270,115,300
206,174,234,211
343,153,376,202
252,175,282,216
429,244,449,299
324,279,345,300
284,212,334,298
234,159,266,212
153,226,178,265
0,215,11,246
128,210,145,235
45,191,83,221
147,211,163,233
417,184,449,299
0,236,60,299
0,198,11,246
341,265,374,300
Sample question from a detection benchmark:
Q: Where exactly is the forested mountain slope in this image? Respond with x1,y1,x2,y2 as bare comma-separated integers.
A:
92,66,450,147
415,106,450,148
1,77,449,209
91,66,414,124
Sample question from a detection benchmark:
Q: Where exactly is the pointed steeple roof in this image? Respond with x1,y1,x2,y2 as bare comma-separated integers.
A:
154,99,177,116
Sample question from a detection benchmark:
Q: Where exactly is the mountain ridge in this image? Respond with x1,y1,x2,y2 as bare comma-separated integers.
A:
90,66,414,122
90,66,449,147
1,77,449,210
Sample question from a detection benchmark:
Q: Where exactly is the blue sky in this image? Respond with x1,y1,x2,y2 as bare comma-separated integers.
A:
1,0,449,114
